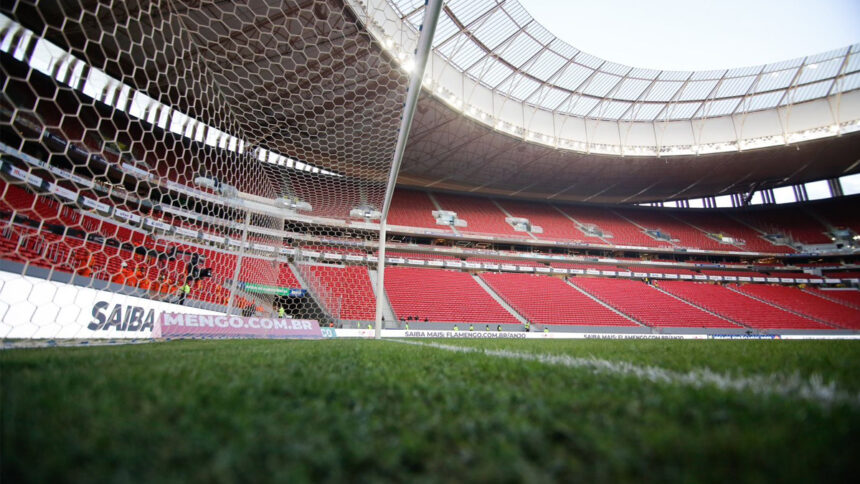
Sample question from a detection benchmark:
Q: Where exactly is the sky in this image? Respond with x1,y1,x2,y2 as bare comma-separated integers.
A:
519,0,860,71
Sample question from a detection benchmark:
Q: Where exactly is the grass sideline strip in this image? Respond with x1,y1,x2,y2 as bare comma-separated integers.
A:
390,339,860,409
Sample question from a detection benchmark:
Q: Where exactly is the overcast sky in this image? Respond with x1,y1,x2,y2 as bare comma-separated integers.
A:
519,0,860,71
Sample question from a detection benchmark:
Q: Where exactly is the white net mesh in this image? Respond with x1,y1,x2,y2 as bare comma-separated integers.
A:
0,1,414,338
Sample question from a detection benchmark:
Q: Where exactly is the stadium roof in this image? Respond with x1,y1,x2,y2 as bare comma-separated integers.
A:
390,0,859,122
370,0,860,201
4,0,858,204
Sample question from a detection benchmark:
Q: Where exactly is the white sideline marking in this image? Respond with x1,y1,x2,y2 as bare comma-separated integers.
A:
390,339,860,409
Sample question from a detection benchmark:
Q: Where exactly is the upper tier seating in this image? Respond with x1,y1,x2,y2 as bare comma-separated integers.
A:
733,208,831,244
433,193,523,238
671,212,789,253
559,205,672,248
496,199,584,242
480,273,637,327
613,208,731,251
656,281,830,330
387,190,451,231
570,277,738,328
384,267,519,324
734,284,860,329
810,197,860,233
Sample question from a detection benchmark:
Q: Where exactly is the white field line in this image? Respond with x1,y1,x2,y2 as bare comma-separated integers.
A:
390,339,860,409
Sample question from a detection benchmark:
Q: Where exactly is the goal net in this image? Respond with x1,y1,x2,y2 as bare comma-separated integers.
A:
0,1,423,338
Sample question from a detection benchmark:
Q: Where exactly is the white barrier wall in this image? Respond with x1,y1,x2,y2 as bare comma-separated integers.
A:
0,270,220,339
334,329,860,340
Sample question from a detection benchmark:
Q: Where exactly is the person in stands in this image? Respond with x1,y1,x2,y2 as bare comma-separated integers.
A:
77,254,95,278
113,262,133,286
177,279,191,305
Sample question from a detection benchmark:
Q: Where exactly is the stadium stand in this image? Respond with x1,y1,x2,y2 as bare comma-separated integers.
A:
613,207,727,251
495,199,584,241
623,265,700,276
570,277,739,328
433,193,524,238
805,289,860,309
699,269,764,278
388,190,450,230
384,267,519,324
656,281,831,330
734,284,860,329
303,265,376,321
480,273,637,327
558,205,672,248
671,212,789,253
810,197,860,233
733,208,832,244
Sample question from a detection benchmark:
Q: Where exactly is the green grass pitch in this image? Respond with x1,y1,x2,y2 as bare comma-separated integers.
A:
2,339,859,483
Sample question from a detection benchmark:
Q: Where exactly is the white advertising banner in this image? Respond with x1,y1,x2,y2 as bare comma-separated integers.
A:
0,270,220,339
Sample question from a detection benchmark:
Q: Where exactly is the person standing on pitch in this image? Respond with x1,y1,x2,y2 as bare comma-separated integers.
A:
453,325,459,332
469,324,474,331
497,324,502,332
485,324,490,331
278,306,286,318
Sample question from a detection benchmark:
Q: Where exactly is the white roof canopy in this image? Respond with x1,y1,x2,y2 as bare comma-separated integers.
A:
366,0,860,156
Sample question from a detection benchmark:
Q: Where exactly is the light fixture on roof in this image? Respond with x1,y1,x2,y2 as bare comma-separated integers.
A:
349,204,381,220
194,174,238,198
808,64,818,69
275,195,312,212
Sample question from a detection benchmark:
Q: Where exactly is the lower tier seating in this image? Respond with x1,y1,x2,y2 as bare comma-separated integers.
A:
806,288,860,309
734,284,860,329
384,267,519,324
302,265,376,321
570,277,739,328
480,273,637,327
656,281,830,330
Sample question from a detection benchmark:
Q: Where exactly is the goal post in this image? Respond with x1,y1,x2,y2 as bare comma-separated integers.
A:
373,0,445,339
0,1,430,339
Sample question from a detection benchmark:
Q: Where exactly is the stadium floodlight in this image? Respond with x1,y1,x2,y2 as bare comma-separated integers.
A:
350,205,381,220
432,210,467,227
275,197,313,213
194,175,239,199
